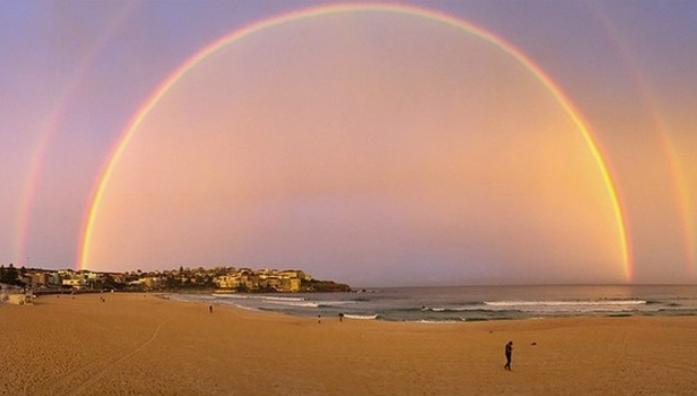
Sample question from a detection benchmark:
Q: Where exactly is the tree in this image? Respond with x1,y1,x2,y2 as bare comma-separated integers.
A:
102,274,120,290
165,275,178,290
3,263,19,286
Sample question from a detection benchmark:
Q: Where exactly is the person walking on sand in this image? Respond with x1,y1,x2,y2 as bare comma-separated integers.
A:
209,305,213,314
504,341,513,370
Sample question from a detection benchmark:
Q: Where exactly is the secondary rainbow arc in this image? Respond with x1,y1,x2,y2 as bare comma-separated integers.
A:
14,3,135,268
77,3,633,280
589,4,695,274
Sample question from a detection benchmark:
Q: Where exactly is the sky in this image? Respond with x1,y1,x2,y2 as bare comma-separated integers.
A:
1,0,696,286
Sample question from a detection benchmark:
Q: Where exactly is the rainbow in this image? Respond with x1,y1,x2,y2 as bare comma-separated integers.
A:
590,5,695,273
77,3,633,279
14,3,135,268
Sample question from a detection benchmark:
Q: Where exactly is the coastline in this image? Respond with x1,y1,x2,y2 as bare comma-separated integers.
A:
168,287,697,323
3,293,697,395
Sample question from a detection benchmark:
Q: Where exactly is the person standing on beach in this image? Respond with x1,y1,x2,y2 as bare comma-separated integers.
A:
504,341,513,370
209,305,213,314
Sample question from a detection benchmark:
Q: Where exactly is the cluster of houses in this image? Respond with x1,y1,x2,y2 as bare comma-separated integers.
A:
0,265,326,299
213,268,310,292
1,267,125,291
0,266,124,303
131,267,311,292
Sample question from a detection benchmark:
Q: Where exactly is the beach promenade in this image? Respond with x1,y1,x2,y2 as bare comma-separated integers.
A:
1,293,696,395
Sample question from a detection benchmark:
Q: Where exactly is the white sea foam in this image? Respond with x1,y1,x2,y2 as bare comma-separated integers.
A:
212,293,250,299
188,288,685,321
344,314,378,320
212,294,306,302
480,300,647,313
431,306,483,312
264,300,319,308
259,296,306,302
415,319,460,324
484,300,646,306
317,300,356,306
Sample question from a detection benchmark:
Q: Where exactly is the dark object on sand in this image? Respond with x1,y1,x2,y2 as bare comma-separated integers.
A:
339,313,344,322
531,342,537,346
209,305,213,314
504,341,513,370
318,314,321,324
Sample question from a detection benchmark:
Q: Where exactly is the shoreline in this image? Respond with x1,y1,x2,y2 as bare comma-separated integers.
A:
173,291,697,326
4,293,697,395
166,290,697,324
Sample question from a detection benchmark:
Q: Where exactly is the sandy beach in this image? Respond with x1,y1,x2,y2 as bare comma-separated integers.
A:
2,293,696,395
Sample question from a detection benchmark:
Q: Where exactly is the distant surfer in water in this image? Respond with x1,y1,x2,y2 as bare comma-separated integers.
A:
504,341,513,370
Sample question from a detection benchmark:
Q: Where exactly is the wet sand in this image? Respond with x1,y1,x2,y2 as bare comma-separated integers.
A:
1,293,696,395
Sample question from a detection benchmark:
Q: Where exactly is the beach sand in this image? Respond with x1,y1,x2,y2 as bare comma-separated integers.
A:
2,293,696,395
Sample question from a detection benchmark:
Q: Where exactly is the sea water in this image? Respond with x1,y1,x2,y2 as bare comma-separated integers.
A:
170,285,697,322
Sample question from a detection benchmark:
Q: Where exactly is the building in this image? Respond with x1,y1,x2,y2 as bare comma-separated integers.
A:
62,278,87,290
259,275,282,290
47,272,62,286
215,274,241,289
128,276,163,289
281,277,301,292
107,273,126,284
29,272,48,287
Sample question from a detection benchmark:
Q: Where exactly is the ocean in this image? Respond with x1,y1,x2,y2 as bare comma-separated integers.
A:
170,285,697,322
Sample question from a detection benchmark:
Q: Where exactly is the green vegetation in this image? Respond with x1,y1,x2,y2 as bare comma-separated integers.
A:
0,264,23,286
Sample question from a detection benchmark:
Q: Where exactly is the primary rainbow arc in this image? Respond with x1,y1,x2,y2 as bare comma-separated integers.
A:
77,3,633,280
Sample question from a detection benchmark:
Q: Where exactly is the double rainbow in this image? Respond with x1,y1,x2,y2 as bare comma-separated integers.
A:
589,4,694,273
14,3,135,267
76,3,632,279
